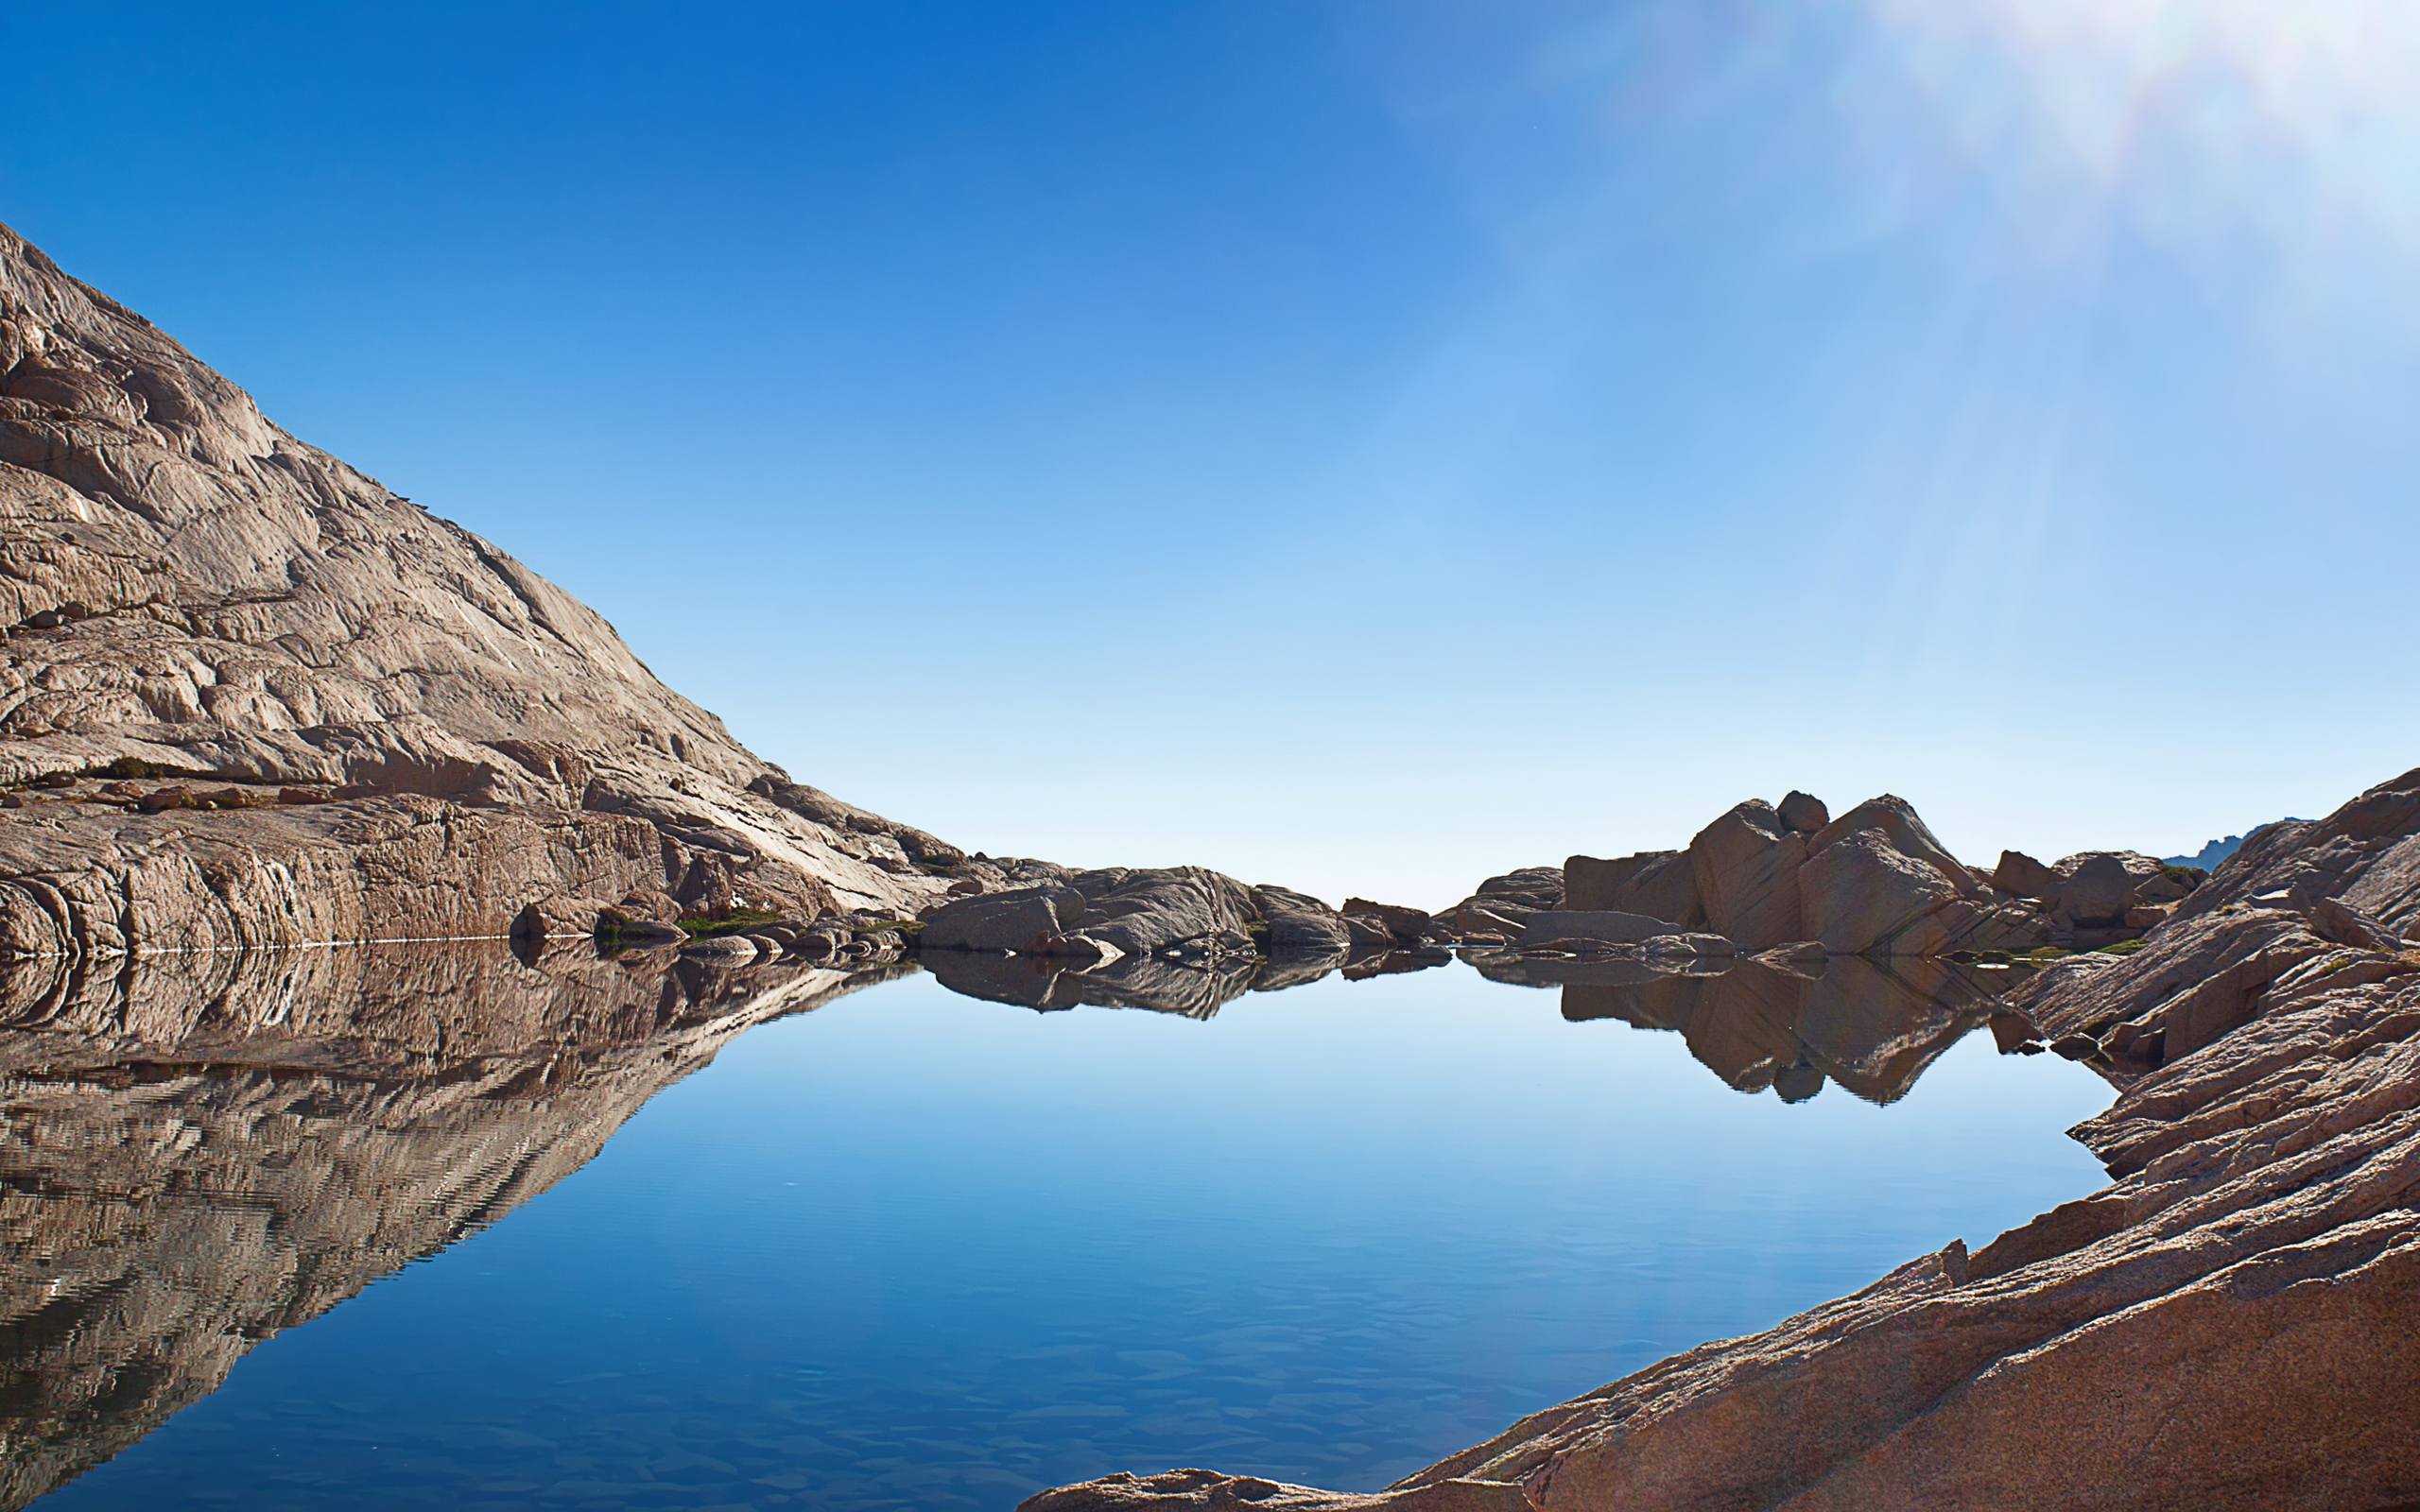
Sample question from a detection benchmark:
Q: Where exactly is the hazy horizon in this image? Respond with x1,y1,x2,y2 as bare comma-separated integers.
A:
9,1,2416,906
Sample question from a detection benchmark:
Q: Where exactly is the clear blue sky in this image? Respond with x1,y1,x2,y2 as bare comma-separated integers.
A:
8,2,2416,904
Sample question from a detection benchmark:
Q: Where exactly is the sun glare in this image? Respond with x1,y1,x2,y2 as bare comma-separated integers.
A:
1867,0,2420,249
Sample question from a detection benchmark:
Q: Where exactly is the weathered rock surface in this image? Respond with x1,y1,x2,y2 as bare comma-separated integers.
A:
1515,909,1683,949
1430,868,1564,944
1992,848,2064,902
1776,790,1830,835
1690,801,1809,949
2176,767,2420,937
0,941,906,1511
1027,766,2420,1511
1466,794,2207,960
0,219,960,958
2057,852,2137,926
1561,849,1703,927
911,867,1367,1010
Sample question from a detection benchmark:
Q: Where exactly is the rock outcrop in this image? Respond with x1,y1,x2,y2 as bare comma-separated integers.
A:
1483,794,2214,963
0,219,963,959
1027,766,2420,1511
910,868,1424,1011
1430,868,1564,944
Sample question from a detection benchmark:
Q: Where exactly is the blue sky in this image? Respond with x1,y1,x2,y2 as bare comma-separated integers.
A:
8,1,2416,904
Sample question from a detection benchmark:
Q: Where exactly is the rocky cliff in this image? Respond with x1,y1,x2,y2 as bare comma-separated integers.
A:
1027,766,2420,1511
0,219,961,960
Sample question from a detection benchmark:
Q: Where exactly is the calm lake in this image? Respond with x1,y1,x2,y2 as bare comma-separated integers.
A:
4,952,2112,1511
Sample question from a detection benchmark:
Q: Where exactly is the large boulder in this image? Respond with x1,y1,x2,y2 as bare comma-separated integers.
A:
1430,867,1564,943
2058,853,2138,926
1064,867,1259,958
1517,910,1684,948
1248,884,1352,962
1341,897,1432,950
1993,849,2063,902
916,886,1084,955
1563,850,1703,926
1796,797,2046,956
1777,790,1831,835
1688,801,1807,950
1799,826,1965,955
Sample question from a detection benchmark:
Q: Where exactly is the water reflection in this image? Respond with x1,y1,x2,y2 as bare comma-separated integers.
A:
1,940,2058,1509
1478,954,2012,1106
0,944,903,1511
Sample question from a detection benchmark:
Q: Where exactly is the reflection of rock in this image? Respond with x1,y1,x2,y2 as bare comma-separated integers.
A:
921,944,1261,1018
1340,946,1453,982
1554,954,1998,1105
0,942,901,1512
913,868,1364,1008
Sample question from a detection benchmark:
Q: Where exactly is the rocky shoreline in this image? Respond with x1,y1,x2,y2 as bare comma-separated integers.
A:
1023,767,2420,1511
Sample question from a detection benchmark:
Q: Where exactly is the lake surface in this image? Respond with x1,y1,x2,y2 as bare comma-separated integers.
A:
3,950,2112,1511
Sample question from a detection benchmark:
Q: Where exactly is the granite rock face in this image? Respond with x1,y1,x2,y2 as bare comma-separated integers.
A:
1547,794,2054,958
1027,766,2420,1511
1430,867,1564,945
0,219,956,958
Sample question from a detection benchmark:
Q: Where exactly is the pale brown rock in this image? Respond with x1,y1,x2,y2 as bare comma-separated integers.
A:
1516,909,1684,948
919,886,1084,954
1776,789,1830,835
1561,850,1703,926
1797,797,2047,956
0,219,955,958
1688,801,1806,950
2313,895,2407,954
2058,853,2138,926
1342,896,1433,948
1430,868,1564,943
1249,884,1353,963
1993,849,2063,902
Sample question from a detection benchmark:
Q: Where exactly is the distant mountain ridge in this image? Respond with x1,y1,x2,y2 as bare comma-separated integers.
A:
2164,821,2303,873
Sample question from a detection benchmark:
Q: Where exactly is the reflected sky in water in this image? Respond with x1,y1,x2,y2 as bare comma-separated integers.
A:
26,962,2111,1511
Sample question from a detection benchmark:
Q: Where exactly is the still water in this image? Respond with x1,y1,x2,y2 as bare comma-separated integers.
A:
6,952,2111,1510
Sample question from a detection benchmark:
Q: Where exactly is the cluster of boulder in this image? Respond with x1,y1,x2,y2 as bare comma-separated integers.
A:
1430,790,2207,968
